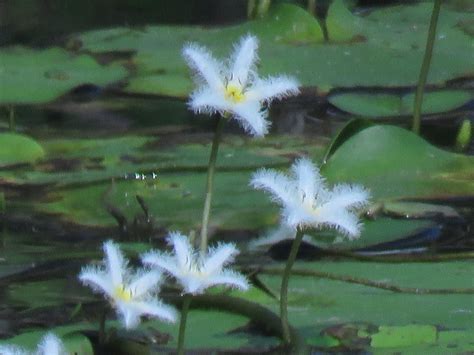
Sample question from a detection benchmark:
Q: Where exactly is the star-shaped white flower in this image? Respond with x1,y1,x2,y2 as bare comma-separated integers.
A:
0,333,66,355
183,34,300,137
79,241,177,329
141,232,249,295
251,158,370,238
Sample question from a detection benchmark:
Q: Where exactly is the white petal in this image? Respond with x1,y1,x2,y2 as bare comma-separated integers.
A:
230,35,258,87
327,184,370,210
317,207,361,238
203,243,238,275
79,266,115,298
168,232,194,273
248,225,296,249
128,270,162,298
291,158,322,202
118,304,141,329
189,88,231,114
141,252,181,279
250,168,295,206
37,333,65,355
246,75,300,103
232,101,269,137
205,270,249,291
181,275,205,295
130,300,178,324
182,44,224,91
104,240,125,287
0,345,28,355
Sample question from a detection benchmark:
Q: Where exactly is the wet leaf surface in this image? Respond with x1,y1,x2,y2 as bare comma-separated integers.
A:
0,47,127,104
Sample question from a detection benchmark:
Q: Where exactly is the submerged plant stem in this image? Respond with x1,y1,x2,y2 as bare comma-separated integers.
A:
199,116,225,253
280,228,304,345
177,294,192,355
412,0,441,134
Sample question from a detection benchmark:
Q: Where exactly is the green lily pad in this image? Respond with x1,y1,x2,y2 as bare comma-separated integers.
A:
0,46,127,105
322,125,474,200
329,90,472,117
32,171,276,230
124,73,193,98
309,218,436,251
70,2,474,97
2,134,303,187
0,132,45,166
381,201,460,219
370,324,437,348
255,260,474,336
325,0,362,42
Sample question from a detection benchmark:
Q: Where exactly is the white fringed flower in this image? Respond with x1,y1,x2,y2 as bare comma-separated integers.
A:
0,333,66,355
183,34,300,137
251,158,370,238
79,241,177,329
141,232,249,295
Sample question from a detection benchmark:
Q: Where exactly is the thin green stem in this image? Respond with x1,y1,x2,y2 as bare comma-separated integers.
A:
307,0,316,16
8,106,15,132
99,308,107,346
165,294,307,353
177,294,192,355
280,228,304,345
412,0,442,134
199,116,225,253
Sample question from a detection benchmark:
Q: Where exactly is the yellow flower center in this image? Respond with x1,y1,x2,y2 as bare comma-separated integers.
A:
114,285,132,302
224,83,245,103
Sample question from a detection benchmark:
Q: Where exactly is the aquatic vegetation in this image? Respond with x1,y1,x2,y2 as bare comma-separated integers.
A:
183,34,299,137
183,34,299,258
0,333,66,355
252,158,369,344
79,241,178,329
142,232,249,295
1,1,473,353
251,158,370,237
142,232,249,354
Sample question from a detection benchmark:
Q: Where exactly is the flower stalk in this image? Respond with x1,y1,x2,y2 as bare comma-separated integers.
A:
280,228,304,344
412,0,442,134
177,294,192,355
200,115,225,253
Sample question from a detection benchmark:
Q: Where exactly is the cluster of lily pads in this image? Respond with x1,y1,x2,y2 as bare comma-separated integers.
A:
0,34,370,354
0,1,472,354
77,34,369,353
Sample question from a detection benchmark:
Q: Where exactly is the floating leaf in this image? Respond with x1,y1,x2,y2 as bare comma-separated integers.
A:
329,90,472,117
322,125,474,200
0,47,127,104
0,132,44,166
370,324,437,348
70,3,474,97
